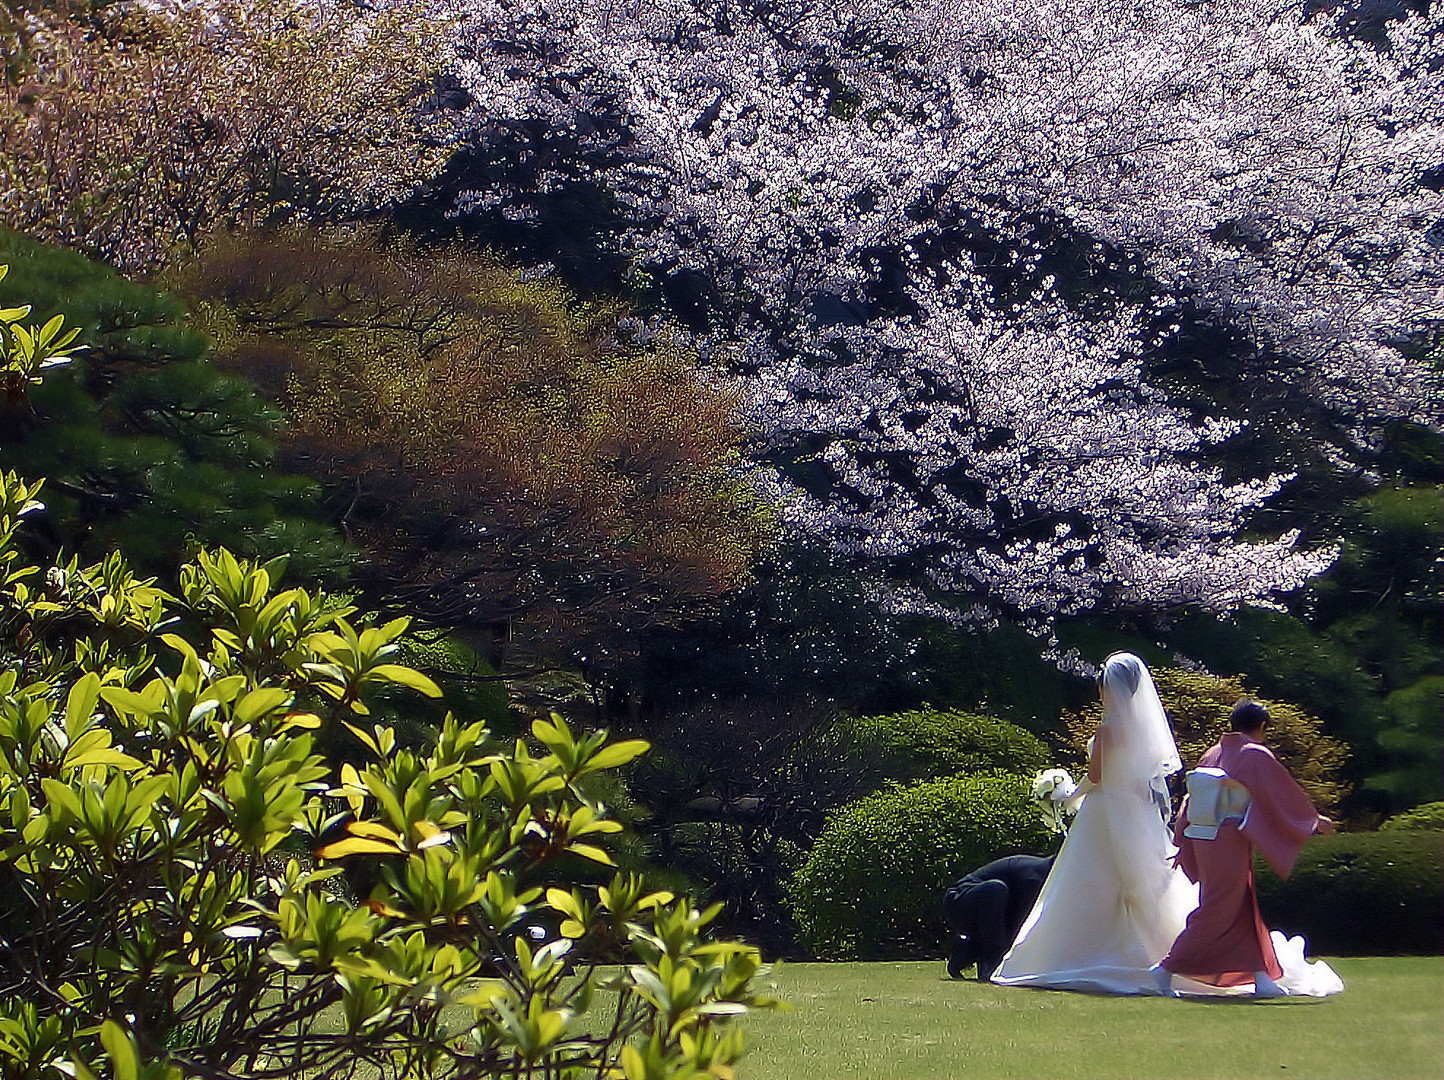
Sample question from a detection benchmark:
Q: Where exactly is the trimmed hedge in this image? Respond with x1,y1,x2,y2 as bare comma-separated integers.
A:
1256,830,1443,955
835,707,1051,783
787,773,1053,960
1379,801,1444,832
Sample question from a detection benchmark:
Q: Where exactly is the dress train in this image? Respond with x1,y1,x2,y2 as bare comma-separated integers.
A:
1171,932,1344,999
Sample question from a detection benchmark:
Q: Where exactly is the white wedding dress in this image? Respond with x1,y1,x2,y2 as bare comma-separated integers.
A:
992,653,1199,995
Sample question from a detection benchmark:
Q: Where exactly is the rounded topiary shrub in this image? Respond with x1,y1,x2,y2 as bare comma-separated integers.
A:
1379,801,1444,832
836,707,1051,782
787,772,1054,960
1256,830,1443,955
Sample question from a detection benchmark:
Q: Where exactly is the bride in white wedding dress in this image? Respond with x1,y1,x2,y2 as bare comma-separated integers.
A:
991,651,1198,995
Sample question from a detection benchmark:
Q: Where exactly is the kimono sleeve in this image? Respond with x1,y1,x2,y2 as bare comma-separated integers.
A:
1234,744,1321,879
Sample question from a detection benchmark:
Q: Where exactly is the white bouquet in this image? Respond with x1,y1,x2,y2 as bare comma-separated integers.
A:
1031,767,1080,835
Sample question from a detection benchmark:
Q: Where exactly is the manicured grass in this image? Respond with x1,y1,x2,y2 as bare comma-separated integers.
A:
739,958,1444,1080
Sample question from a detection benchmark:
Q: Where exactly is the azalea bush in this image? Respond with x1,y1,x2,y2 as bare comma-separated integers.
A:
0,260,80,411
1380,801,1444,832
0,466,774,1079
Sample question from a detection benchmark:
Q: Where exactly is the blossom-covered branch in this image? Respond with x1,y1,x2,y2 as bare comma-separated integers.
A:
430,0,1438,625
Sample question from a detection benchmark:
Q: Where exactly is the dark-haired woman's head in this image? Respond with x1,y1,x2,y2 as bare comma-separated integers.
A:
1230,699,1270,734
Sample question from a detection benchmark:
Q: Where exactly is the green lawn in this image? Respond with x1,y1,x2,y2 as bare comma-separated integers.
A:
738,958,1444,1080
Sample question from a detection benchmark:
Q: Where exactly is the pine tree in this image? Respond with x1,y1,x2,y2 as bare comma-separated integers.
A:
0,228,353,581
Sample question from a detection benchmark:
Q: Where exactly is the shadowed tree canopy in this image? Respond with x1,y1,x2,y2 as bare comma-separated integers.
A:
183,230,772,662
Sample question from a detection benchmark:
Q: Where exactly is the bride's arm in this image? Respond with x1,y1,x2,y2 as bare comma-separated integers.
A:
1087,724,1110,784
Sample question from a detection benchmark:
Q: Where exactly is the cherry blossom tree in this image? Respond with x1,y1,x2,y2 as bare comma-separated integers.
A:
423,0,1441,628
438,0,1441,417
12,0,1429,629
752,277,1335,625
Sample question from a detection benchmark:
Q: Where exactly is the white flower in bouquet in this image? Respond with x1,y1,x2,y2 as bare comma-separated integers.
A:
1031,768,1080,834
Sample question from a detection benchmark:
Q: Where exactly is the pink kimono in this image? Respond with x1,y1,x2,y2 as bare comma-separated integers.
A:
1162,732,1323,983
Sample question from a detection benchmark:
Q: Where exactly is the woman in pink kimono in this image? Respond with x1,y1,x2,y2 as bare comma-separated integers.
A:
1159,699,1344,998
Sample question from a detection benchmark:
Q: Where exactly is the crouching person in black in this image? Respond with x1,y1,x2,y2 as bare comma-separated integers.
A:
941,854,1056,979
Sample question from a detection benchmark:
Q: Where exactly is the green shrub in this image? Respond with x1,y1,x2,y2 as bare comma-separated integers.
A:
1380,801,1444,832
787,773,1053,960
778,707,1052,845
0,467,773,1080
1255,831,1443,955
836,706,1051,782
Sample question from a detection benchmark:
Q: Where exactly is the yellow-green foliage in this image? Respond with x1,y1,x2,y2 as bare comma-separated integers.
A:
0,261,81,405
0,468,774,1080
1380,800,1444,832
1062,667,1349,813
835,707,1051,782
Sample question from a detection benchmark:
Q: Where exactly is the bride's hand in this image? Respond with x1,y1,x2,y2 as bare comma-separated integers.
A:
1058,778,1094,812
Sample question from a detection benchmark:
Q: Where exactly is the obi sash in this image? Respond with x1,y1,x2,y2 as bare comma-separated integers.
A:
1182,766,1252,840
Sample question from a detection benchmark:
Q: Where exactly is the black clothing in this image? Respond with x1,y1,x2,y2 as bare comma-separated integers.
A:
941,853,1055,979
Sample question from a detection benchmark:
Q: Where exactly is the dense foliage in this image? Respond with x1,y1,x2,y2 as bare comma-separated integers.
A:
1,0,1439,980
420,0,1442,633
1303,483,1443,808
1062,666,1350,812
787,773,1051,959
618,701,1050,954
1167,433,1443,817
0,466,774,1080
184,230,769,660
1255,831,1444,956
618,543,1144,766
0,233,354,582
830,708,1050,785
1380,801,1444,833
